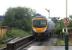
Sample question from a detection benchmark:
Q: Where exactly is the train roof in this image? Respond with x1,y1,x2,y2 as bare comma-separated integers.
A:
32,16,47,20
32,14,47,20
33,16,47,19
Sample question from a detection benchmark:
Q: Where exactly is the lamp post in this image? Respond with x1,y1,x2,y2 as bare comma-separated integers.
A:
65,0,69,50
66,0,67,18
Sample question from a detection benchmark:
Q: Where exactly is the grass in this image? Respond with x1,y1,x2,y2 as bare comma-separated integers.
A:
55,39,65,46
7,28,31,38
0,44,6,48
69,38,72,46
55,39,72,46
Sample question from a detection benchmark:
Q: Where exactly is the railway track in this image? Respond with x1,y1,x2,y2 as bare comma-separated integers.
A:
0,35,34,50
22,37,58,50
1,35,59,50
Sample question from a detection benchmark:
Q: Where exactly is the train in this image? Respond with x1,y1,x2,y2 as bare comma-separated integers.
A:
32,15,55,40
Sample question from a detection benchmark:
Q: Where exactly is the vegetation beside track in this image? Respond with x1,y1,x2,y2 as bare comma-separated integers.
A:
55,39,72,46
0,28,32,48
6,28,31,38
0,44,6,48
0,7,35,48
55,39,65,46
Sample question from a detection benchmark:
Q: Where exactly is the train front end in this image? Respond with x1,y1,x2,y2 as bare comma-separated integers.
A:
32,17,48,40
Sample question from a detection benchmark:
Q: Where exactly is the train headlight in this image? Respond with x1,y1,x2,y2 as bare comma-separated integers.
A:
32,27,47,33
33,28,37,32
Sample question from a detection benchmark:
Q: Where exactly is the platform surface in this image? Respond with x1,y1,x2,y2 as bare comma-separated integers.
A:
28,46,72,50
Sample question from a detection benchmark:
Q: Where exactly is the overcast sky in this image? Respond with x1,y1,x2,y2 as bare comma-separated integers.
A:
0,0,72,19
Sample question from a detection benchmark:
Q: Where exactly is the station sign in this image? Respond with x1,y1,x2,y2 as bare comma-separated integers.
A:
63,18,70,27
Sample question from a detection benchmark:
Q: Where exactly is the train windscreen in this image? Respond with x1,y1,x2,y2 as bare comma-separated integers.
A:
33,20,47,27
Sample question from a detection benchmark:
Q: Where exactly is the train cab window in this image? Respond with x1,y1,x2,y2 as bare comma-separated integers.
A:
33,20,47,27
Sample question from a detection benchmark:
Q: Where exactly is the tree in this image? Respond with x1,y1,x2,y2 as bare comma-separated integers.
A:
54,19,64,39
68,15,72,27
2,7,36,31
51,17,59,23
70,15,72,19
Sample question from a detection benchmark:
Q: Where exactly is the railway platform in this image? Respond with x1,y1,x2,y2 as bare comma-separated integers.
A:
28,46,72,50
